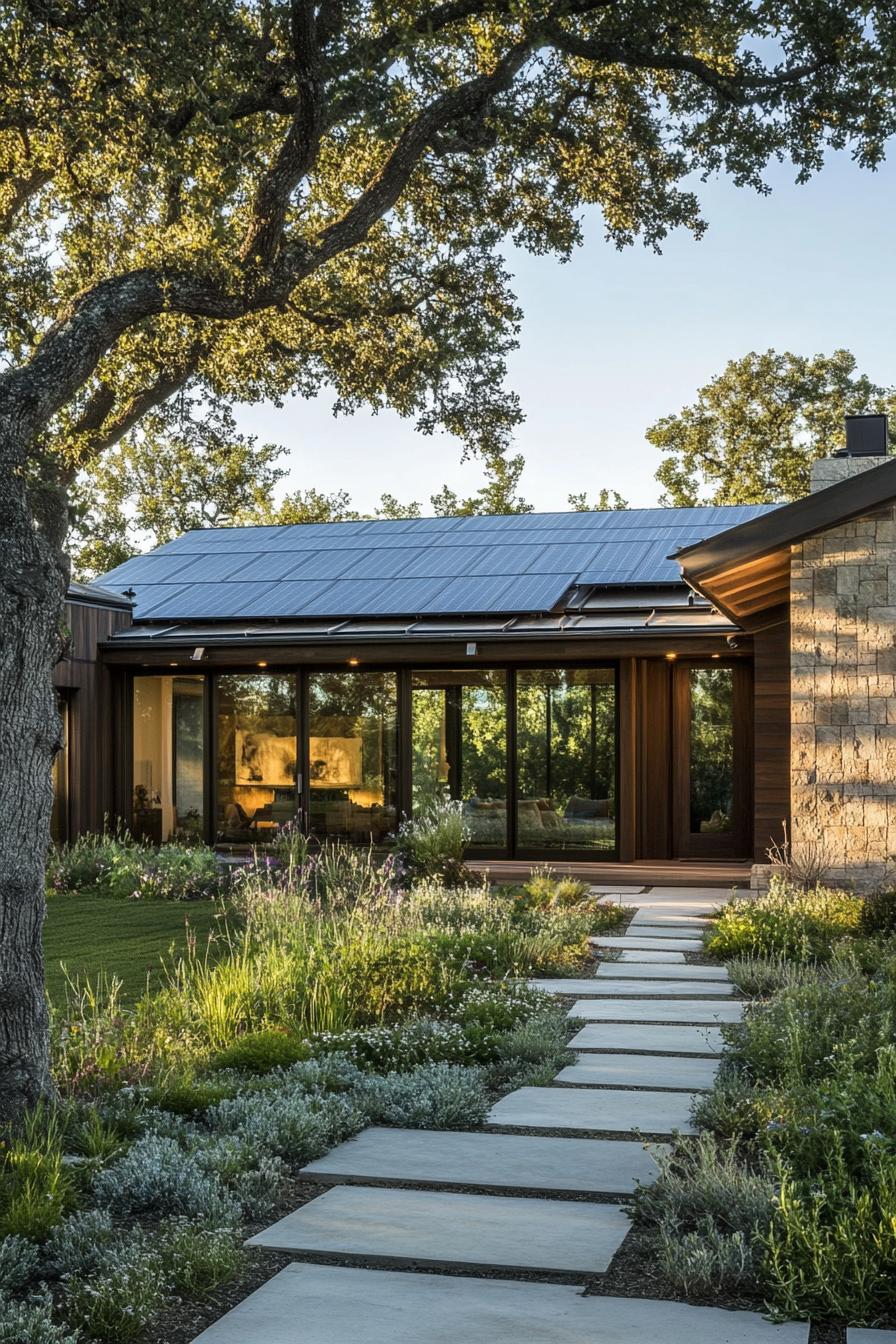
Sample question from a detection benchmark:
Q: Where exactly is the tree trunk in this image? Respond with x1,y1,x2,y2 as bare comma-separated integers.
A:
0,432,67,1119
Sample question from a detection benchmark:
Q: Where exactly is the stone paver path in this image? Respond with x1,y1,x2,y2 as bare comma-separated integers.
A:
487,1083,698,1135
597,960,729,979
299,1127,667,1195
190,887,800,1343
557,1052,719,1091
569,997,742,1023
848,1331,896,1342
615,946,686,962
191,1264,810,1343
592,933,705,951
571,1022,725,1053
247,1184,631,1274
531,975,733,996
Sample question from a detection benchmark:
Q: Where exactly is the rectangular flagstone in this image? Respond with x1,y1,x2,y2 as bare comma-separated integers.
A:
554,979,733,998
598,961,729,981
569,998,742,1024
300,1127,666,1196
189,1263,810,1344
571,1023,724,1054
487,1085,697,1135
531,974,729,996
556,1052,720,1091
247,1184,630,1275
630,909,710,927
848,1332,896,1342
588,884,646,895
624,924,709,941
592,934,704,952
614,948,687,963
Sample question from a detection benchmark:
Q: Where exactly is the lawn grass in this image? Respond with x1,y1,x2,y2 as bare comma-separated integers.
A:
43,894,227,1005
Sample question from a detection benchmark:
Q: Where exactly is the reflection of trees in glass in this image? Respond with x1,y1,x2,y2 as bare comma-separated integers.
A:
411,671,507,845
308,671,398,801
216,673,297,799
516,669,616,852
689,668,734,833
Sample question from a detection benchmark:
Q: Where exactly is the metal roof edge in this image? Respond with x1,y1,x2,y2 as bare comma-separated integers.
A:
668,458,896,580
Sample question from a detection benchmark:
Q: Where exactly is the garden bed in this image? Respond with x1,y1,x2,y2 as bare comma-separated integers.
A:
2,835,626,1343
628,877,896,1334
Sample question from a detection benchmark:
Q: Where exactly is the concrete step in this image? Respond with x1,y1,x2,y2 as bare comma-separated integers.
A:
556,1052,719,1091
592,935,704,952
247,1184,630,1276
597,962,729,981
570,1023,724,1055
556,979,734,998
188,1264,810,1344
624,923,709,940
612,948,687,963
487,1085,698,1136
299,1126,666,1197
569,998,743,1024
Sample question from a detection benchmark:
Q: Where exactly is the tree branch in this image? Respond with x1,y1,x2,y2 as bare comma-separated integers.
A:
543,22,826,107
312,40,533,265
240,1,325,265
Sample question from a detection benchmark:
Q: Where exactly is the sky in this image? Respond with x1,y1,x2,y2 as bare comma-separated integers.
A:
233,152,896,513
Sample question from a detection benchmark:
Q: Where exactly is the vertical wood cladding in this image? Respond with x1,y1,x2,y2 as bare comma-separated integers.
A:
636,659,673,859
752,614,791,863
54,600,132,836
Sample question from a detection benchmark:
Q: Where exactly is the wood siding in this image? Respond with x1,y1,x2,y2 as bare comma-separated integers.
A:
636,659,673,859
752,615,791,862
55,600,132,836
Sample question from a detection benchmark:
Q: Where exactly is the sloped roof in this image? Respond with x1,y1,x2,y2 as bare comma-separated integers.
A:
99,505,776,623
671,457,896,627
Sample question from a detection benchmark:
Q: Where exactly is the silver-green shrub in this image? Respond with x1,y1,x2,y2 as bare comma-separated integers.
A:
0,1292,77,1344
93,1136,238,1224
0,1235,39,1292
357,1062,489,1129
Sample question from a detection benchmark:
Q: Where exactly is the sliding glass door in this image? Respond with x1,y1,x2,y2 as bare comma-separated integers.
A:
515,667,617,854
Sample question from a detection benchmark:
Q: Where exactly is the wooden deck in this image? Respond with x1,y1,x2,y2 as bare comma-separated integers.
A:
467,858,751,888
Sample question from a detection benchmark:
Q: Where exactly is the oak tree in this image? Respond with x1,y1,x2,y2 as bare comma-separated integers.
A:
2,1,896,1116
652,349,896,505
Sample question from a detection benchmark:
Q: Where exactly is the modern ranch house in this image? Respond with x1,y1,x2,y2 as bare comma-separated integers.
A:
55,416,896,887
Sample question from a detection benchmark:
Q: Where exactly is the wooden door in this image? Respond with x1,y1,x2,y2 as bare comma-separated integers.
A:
672,661,752,860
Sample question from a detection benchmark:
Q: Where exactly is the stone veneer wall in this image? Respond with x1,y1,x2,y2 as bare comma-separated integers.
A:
790,455,896,888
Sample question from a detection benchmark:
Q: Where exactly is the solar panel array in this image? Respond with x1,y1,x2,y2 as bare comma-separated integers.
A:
99,505,777,622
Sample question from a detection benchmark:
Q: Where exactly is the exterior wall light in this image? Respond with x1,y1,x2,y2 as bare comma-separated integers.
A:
348,658,360,666
664,651,677,661
257,661,268,668
466,642,478,656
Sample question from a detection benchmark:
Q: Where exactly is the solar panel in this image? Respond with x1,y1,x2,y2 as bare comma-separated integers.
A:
98,503,780,622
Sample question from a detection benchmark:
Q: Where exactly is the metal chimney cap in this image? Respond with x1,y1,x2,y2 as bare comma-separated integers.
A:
835,413,890,458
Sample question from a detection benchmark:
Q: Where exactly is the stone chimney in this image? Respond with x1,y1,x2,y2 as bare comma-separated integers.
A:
810,413,890,492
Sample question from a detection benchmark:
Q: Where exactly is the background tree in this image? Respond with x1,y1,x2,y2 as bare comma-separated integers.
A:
568,489,629,512
2,2,896,1117
651,349,896,506
70,398,286,575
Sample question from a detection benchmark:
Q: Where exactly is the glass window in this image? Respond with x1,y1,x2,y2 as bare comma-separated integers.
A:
216,674,297,843
689,667,734,835
515,668,616,853
307,671,398,844
133,675,207,843
412,670,507,847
